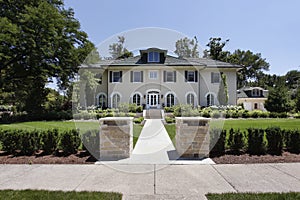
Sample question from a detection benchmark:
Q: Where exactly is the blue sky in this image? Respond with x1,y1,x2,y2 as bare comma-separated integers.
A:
64,0,300,75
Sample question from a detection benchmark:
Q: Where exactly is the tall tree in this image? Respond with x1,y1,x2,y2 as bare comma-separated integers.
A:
265,84,292,113
218,73,229,105
227,50,270,88
174,36,199,58
203,37,230,60
0,0,94,114
109,36,133,59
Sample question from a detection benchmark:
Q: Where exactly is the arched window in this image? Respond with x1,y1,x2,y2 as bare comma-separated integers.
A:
166,93,175,107
187,93,195,106
112,93,120,108
206,94,215,106
98,93,107,108
132,93,141,106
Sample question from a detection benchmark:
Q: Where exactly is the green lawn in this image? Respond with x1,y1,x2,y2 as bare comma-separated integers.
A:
206,192,300,200
133,124,143,147
0,190,122,200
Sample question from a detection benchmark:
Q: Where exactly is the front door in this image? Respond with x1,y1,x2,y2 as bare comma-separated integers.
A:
149,93,158,108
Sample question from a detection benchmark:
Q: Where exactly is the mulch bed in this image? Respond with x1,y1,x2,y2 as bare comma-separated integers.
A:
0,151,97,164
1,151,300,164
212,151,300,164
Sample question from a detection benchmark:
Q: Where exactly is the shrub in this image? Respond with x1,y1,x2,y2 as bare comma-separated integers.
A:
164,106,174,113
165,116,175,124
0,130,20,154
247,128,266,155
211,111,222,119
210,129,226,157
60,129,81,155
241,110,250,118
134,117,144,124
41,129,59,155
228,128,245,153
286,130,300,154
82,129,99,159
265,127,283,155
20,130,40,155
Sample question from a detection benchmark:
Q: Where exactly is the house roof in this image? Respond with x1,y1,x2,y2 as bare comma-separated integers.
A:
81,55,241,69
237,87,269,98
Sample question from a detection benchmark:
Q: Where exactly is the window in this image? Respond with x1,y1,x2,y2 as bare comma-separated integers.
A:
98,94,106,108
206,94,215,106
149,71,158,79
185,71,198,82
112,93,120,108
187,93,195,106
252,89,260,97
132,93,141,106
166,93,175,107
110,71,122,83
164,71,176,82
148,52,160,62
254,103,258,109
211,72,220,83
130,71,143,82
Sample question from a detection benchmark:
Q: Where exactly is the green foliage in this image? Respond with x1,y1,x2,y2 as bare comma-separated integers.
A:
265,127,283,155
265,85,292,113
133,117,144,124
228,128,245,153
218,73,229,105
59,129,81,155
173,104,200,117
109,36,133,59
296,88,300,112
41,129,59,155
164,106,174,113
247,128,266,155
81,129,99,159
206,192,300,200
210,129,226,156
285,130,300,154
1,0,95,114
203,37,230,60
164,116,175,124
174,36,199,58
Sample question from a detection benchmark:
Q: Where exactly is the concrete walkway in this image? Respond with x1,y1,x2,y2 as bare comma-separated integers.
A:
96,119,214,165
0,163,299,199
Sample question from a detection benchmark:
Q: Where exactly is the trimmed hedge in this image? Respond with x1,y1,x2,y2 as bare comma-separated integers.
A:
0,129,84,155
210,127,300,156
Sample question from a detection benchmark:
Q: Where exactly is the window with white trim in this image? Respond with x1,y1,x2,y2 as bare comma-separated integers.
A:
112,71,122,83
98,94,106,108
185,71,197,82
149,71,158,79
133,71,142,82
187,93,195,106
132,93,141,106
207,94,215,106
166,93,175,107
164,71,176,82
112,93,120,108
148,52,160,62
211,72,220,83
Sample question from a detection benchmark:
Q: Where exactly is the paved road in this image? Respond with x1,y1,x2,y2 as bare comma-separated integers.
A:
0,163,299,199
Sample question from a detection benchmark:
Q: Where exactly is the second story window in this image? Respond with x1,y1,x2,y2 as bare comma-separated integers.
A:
149,71,158,79
185,71,198,82
252,89,260,97
211,72,220,83
148,52,160,62
110,71,122,83
130,71,143,83
163,71,176,82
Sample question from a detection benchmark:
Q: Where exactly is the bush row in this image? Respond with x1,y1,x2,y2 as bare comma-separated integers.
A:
210,127,300,156
0,111,73,123
164,105,292,119
0,129,96,156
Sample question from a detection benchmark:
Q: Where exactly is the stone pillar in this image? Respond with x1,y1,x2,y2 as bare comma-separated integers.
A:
175,117,210,158
99,117,133,160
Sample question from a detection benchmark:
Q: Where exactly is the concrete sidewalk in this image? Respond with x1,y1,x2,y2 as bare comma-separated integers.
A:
0,163,299,199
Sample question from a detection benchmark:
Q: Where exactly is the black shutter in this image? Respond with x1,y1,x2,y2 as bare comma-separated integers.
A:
163,71,166,82
141,71,143,82
109,71,112,83
141,53,147,63
185,71,188,82
130,71,133,82
173,71,176,82
195,70,198,82
119,71,122,82
160,53,165,63
211,72,213,83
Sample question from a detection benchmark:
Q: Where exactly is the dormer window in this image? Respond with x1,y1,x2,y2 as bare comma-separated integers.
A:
148,52,160,63
252,89,260,97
